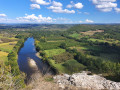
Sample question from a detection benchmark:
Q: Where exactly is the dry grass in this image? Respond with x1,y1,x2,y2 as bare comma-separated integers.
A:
81,30,104,36
0,51,8,57
0,41,17,52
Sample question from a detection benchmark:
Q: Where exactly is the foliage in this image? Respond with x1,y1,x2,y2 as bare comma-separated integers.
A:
53,52,74,63
63,59,86,74
7,38,26,88
59,43,67,49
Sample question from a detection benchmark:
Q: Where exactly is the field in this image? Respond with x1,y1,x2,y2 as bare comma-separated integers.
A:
36,35,86,74
0,41,17,52
38,36,79,50
0,34,18,62
36,30,120,75
0,51,8,62
89,38,120,44
45,49,65,57
81,30,104,36
69,33,82,39
48,59,67,73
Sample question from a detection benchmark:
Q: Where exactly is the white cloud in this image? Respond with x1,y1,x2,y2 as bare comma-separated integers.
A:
16,14,53,23
79,21,83,23
96,2,117,8
52,9,75,14
48,1,75,14
48,6,62,10
99,8,112,12
0,14,7,17
56,17,69,21
86,19,94,23
30,4,40,9
74,3,83,9
66,2,83,9
30,0,50,5
66,4,73,8
114,8,120,13
52,1,62,7
91,0,117,12
84,12,90,15
92,0,116,4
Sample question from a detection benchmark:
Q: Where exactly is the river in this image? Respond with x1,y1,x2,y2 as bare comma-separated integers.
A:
17,37,53,83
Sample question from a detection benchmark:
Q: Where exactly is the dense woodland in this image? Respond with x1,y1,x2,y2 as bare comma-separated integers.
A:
1,24,120,89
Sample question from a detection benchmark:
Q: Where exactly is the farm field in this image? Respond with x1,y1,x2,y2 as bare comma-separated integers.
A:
36,35,86,74
45,49,65,57
0,34,18,62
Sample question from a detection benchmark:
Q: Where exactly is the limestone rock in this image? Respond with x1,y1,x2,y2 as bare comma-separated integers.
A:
54,71,120,90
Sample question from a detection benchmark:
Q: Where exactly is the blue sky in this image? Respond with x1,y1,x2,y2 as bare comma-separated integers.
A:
0,0,120,24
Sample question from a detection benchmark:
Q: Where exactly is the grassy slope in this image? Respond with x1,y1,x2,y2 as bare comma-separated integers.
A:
44,48,67,73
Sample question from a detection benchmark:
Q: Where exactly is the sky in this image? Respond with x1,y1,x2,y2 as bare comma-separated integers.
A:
0,0,120,24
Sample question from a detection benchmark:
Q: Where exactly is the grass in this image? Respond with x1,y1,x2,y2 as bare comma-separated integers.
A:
89,38,120,44
47,40,65,42
70,46,88,50
0,50,8,62
45,49,65,57
80,30,104,36
0,56,8,62
70,45,102,52
89,38,108,42
48,59,86,74
39,42,62,50
69,33,81,39
48,59,67,73
0,41,17,53
0,35,17,62
0,51,8,57
39,37,79,50
46,36,66,41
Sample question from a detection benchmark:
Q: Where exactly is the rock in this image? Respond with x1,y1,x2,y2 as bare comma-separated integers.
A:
54,71,120,90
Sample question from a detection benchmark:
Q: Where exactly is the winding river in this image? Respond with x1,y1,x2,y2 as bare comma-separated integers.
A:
18,37,53,83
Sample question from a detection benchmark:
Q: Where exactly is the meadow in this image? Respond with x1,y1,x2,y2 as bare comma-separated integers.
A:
0,34,18,62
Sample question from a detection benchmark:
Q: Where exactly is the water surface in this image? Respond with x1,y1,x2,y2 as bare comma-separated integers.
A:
18,37,53,77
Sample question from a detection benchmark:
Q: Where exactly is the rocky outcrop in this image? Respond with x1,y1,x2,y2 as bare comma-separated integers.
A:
54,71,120,90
